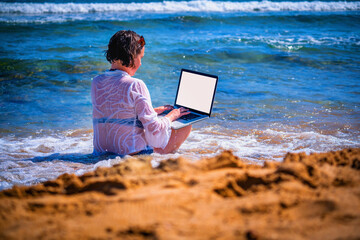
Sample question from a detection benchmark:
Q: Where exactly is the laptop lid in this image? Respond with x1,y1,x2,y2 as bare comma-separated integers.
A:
174,69,218,116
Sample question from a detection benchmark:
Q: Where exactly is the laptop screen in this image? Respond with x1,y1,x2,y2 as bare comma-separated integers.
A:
175,69,218,115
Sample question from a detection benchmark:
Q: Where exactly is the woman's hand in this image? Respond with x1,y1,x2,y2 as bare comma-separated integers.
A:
154,105,174,114
165,107,190,122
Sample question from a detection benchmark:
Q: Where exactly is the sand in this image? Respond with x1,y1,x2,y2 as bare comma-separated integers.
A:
0,148,359,240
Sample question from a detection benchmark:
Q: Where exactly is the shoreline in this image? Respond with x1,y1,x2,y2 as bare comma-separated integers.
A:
1,148,359,239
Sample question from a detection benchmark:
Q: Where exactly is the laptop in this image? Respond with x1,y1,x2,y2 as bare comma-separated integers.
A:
162,69,218,130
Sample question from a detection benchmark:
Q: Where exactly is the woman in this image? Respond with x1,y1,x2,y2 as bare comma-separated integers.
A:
91,30,192,156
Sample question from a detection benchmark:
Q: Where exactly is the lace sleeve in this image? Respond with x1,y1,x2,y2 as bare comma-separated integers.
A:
130,79,171,149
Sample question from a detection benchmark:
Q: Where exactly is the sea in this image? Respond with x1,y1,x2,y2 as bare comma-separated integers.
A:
0,0,359,190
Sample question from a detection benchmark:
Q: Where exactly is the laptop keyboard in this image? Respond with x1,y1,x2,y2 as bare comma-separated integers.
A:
179,113,200,120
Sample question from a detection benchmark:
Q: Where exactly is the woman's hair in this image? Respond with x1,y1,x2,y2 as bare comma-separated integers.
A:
105,30,146,67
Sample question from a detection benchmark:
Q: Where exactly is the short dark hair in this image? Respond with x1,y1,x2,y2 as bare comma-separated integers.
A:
105,30,145,67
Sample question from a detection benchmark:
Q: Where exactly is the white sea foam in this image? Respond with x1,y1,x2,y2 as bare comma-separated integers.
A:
224,35,360,52
0,125,358,190
180,126,359,162
0,1,359,15
0,131,136,190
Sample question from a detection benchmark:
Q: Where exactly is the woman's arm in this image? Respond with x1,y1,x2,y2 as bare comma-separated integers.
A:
154,105,191,120
154,105,173,114
164,107,190,121
130,80,172,149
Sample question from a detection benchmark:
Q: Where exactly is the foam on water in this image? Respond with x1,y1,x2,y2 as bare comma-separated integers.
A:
257,35,360,48
0,131,92,161
0,1,359,23
180,125,359,161
1,125,357,190
1,1,359,14
216,35,360,53
0,130,111,190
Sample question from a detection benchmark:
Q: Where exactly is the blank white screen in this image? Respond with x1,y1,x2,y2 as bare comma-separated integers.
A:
175,71,217,114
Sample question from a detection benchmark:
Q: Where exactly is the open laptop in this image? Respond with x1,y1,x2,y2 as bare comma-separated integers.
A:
162,69,218,130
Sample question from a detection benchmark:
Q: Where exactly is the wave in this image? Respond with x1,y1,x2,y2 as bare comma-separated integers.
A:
1,1,359,14
1,124,358,190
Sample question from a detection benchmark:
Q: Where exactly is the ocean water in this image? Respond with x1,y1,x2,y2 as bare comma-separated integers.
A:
0,0,359,190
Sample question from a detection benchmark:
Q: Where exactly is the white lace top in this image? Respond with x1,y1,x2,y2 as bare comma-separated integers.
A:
91,70,171,155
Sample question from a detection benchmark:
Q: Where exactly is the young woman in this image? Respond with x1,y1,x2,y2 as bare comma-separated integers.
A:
91,30,191,156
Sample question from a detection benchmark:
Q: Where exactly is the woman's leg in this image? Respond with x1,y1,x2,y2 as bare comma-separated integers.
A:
154,125,192,154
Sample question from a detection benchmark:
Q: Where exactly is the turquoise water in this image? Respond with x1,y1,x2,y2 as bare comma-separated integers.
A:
0,0,359,189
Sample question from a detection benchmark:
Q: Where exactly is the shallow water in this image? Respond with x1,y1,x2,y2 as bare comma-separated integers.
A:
0,0,359,190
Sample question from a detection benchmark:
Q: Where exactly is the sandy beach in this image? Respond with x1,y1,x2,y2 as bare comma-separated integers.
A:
0,148,359,239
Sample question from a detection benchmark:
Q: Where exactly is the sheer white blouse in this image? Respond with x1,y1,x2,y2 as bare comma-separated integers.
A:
91,70,171,155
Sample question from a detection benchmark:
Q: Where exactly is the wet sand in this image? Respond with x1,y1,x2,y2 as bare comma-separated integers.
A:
0,148,359,240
